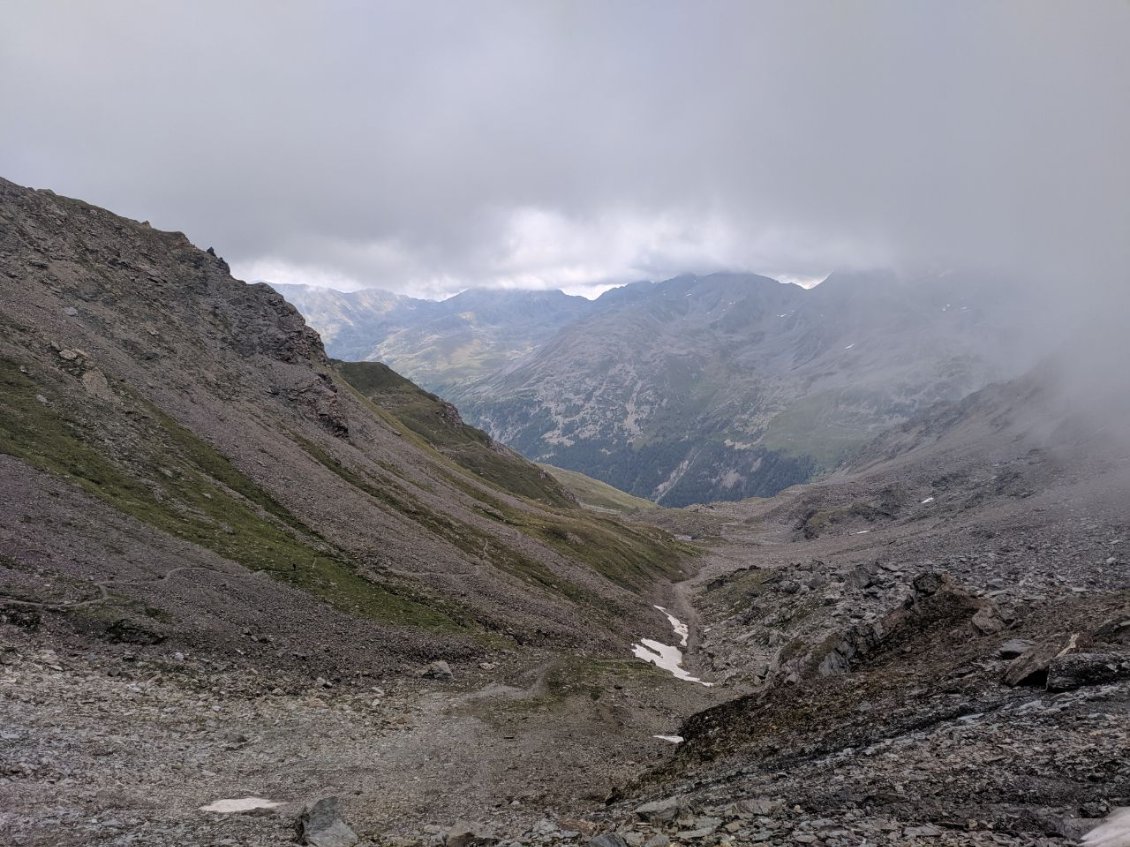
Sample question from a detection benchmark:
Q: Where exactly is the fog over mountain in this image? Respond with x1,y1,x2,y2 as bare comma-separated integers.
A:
2,1,1127,310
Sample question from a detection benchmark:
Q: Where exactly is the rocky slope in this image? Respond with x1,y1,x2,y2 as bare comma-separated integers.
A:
355,350,1126,847
567,363,1130,847
0,176,703,675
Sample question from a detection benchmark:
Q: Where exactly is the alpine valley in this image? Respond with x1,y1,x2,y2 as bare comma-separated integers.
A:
2,181,1127,847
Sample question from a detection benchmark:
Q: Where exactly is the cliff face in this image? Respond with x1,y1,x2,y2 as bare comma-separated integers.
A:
0,178,687,674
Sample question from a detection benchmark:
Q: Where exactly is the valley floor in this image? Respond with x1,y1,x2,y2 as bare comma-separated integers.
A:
4,450,1129,847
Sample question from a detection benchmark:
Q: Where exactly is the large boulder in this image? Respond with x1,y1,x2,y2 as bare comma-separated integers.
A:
1046,652,1130,692
1002,633,1089,687
445,822,497,847
589,835,629,847
295,797,358,847
634,796,683,823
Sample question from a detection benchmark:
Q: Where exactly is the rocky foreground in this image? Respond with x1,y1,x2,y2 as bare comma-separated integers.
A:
4,450,1128,847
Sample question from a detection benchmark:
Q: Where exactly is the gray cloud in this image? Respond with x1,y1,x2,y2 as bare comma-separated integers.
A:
1,1,1127,298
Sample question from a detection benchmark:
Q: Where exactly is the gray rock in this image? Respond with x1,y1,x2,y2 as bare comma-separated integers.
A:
971,604,1004,634
1095,617,1130,644
424,660,454,681
1002,639,1069,686
529,819,559,837
737,797,783,816
295,797,358,847
902,824,942,837
911,571,945,596
998,638,1035,659
634,796,683,823
446,822,497,847
642,836,669,847
589,835,628,847
1046,651,1130,691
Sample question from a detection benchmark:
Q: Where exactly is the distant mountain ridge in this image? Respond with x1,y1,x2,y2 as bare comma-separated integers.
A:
271,283,593,395
276,271,1056,506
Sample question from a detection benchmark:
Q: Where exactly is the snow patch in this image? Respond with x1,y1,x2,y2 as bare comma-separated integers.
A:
1083,807,1130,847
200,798,281,814
633,639,713,685
632,608,713,686
653,734,685,744
655,605,688,647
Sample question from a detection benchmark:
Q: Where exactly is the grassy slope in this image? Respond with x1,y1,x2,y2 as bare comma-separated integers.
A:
2,352,691,636
335,359,690,593
537,463,658,514
0,358,461,630
335,360,575,507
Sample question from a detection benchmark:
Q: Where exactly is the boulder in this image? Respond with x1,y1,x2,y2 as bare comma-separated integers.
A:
971,604,1005,635
589,835,629,847
998,638,1035,660
295,797,358,847
1002,642,1059,687
1002,633,1088,687
635,796,683,823
1094,617,1130,644
446,822,497,847
1046,652,1130,692
423,660,454,681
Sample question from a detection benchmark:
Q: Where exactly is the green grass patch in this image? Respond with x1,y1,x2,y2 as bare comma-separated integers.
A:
537,463,657,514
291,431,599,607
333,360,693,596
335,360,574,507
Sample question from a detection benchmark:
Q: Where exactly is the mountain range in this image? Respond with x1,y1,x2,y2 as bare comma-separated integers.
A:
271,283,593,395
277,271,1056,506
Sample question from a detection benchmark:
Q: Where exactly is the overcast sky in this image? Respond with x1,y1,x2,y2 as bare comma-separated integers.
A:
2,1,1127,298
